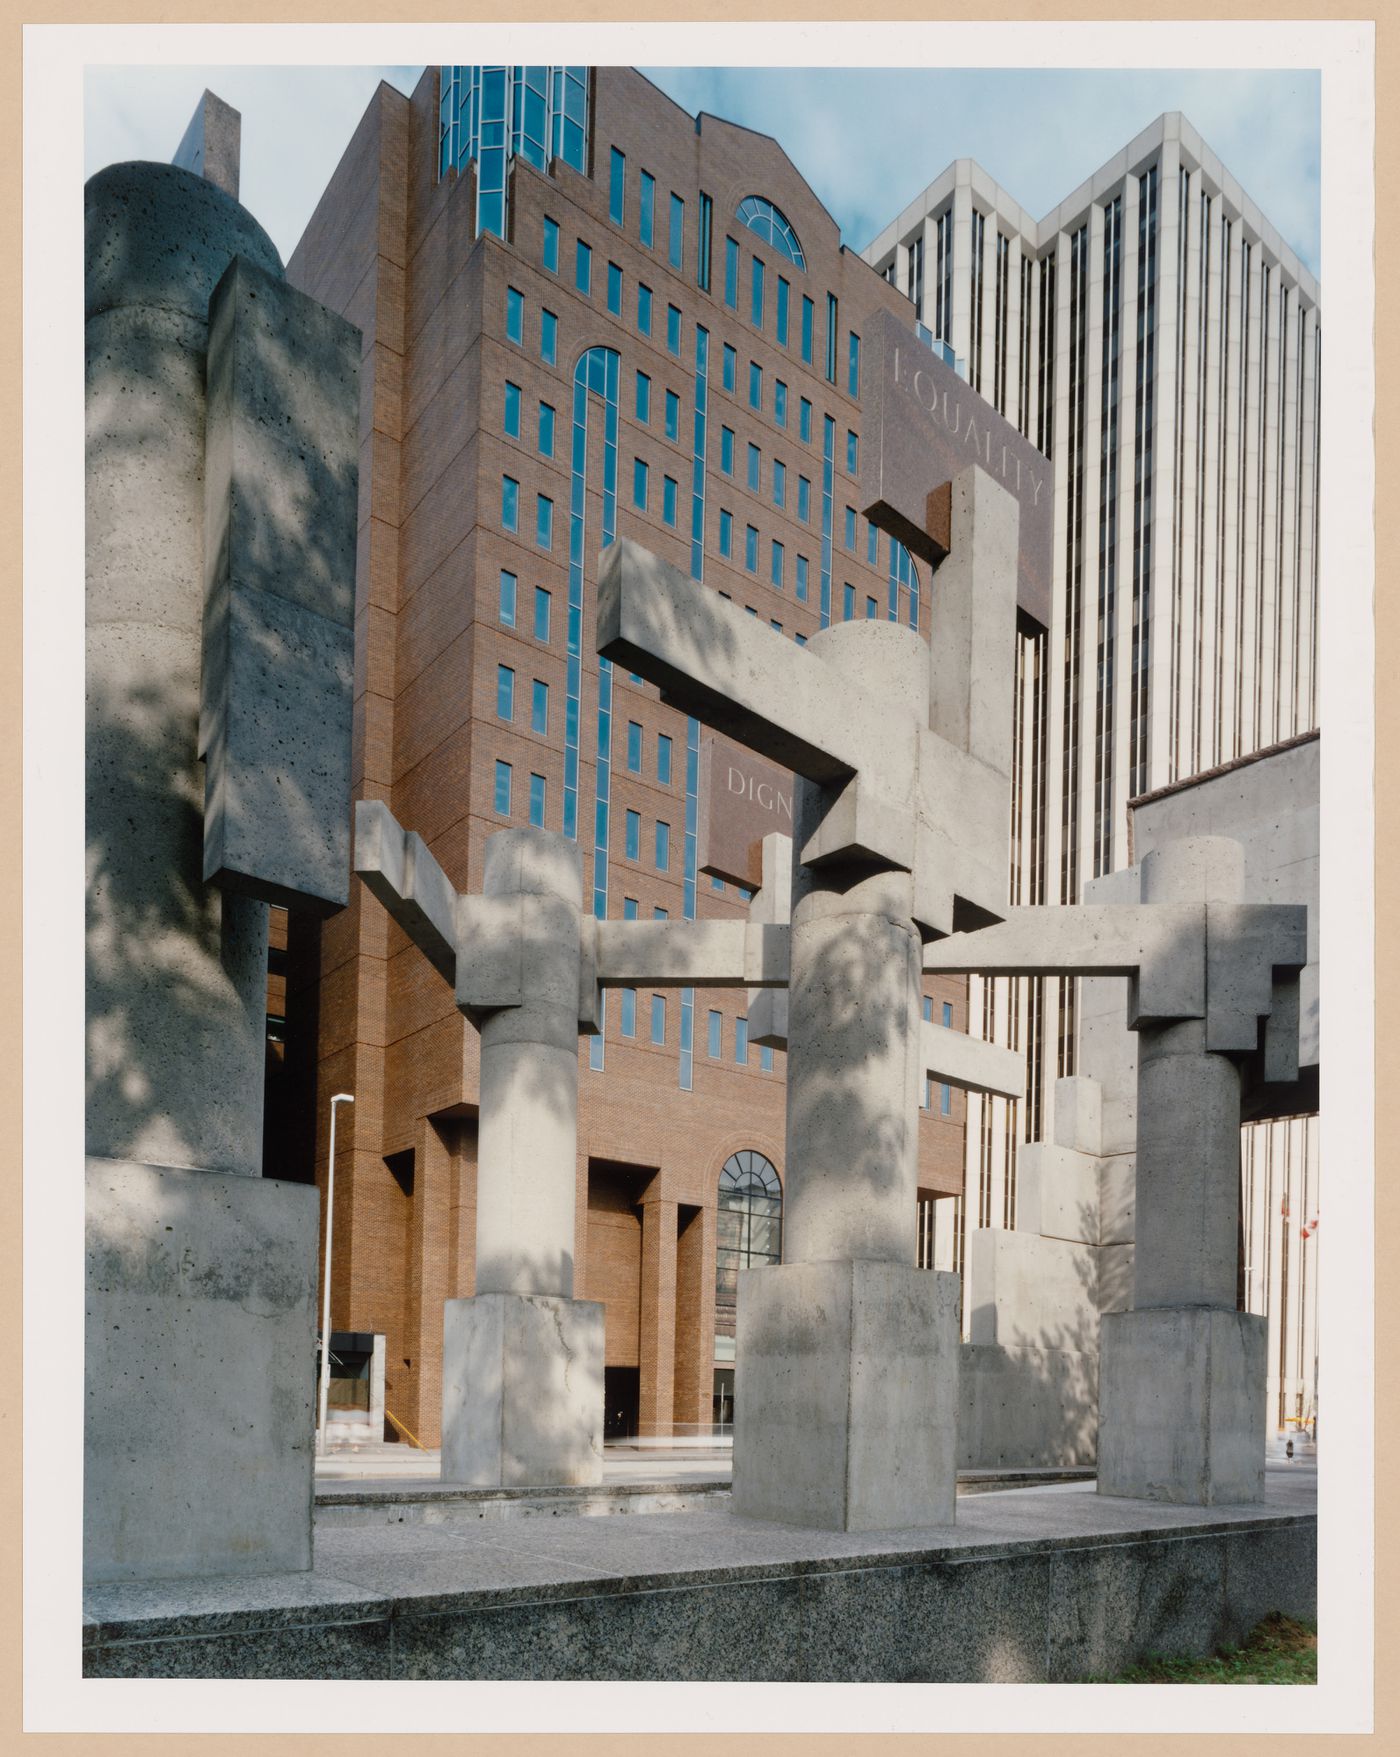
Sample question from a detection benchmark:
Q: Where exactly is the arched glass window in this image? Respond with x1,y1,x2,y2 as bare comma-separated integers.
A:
716,1151,782,1308
736,197,806,271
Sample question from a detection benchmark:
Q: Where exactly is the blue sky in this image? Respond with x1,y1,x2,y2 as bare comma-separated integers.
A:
84,63,1320,276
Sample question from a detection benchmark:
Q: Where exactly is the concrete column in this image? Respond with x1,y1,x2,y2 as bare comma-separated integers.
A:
637,1189,679,1437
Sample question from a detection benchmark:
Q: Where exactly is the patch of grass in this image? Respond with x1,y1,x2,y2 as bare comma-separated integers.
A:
1105,1614,1317,1684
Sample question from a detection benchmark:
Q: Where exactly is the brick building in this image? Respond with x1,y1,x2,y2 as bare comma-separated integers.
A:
276,66,971,1447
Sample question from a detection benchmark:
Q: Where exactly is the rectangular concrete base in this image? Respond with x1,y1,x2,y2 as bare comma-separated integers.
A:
1098,1306,1267,1503
440,1293,604,1487
84,1157,319,1583
732,1260,959,1531
959,1342,1099,1468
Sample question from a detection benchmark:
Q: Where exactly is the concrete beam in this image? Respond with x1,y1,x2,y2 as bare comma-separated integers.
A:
921,1018,1024,1099
595,920,789,989
353,799,457,985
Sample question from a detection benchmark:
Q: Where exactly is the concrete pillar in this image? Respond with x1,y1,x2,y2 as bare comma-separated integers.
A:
637,1188,679,1437
733,622,961,1531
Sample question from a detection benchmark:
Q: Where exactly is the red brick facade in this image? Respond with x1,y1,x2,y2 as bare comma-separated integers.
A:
282,67,968,1446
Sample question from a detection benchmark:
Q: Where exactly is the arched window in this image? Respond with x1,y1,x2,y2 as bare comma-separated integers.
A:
716,1151,782,1309
736,196,806,271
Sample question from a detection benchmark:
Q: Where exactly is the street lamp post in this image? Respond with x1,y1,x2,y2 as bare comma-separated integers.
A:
317,1092,355,1455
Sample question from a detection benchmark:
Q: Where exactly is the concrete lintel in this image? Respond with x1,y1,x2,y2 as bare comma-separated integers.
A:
1204,902,1309,1053
595,920,790,989
921,1019,1025,1098
353,799,457,985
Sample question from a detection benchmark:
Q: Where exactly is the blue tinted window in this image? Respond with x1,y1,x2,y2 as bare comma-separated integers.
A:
774,380,788,428
795,631,807,646
707,1009,722,1057
496,664,514,719
529,772,545,827
663,475,678,527
669,193,685,269
575,238,592,295
745,525,758,572
747,443,760,492
499,569,517,626
867,520,878,565
736,196,806,268
620,987,636,1037
776,276,790,346
941,1082,952,1116
655,820,670,870
623,897,639,920
609,147,626,225
923,996,933,1022
844,506,856,549
735,1016,749,1064
538,402,555,456
534,586,551,642
797,476,811,522
636,371,651,423
800,397,812,442
800,295,813,364
866,595,878,620
698,192,713,290
665,389,680,441
501,475,519,531
657,733,672,784
666,304,681,356
943,1001,953,1027
531,678,549,734
626,720,642,772
760,1044,774,1072
773,460,785,507
826,294,839,382
625,809,640,860
751,256,765,327
771,540,784,587
724,236,739,309
607,260,622,315
795,554,809,601
639,170,655,247
542,219,559,274
494,759,511,815
848,331,861,398
536,494,553,549
651,993,666,1045
720,426,734,474
504,380,522,437
748,361,762,410
506,285,524,343
722,344,736,392
719,509,733,557
541,309,557,364
847,430,859,474
633,457,648,509
843,583,855,621
637,283,652,335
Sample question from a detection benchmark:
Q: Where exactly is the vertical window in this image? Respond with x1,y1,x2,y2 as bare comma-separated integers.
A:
636,371,651,423
607,261,622,316
707,1009,723,1057
499,569,517,626
662,475,678,527
540,309,557,364
496,664,515,719
504,380,522,438
639,170,655,247
774,380,788,428
751,257,765,328
657,732,673,784
922,996,933,1022
623,897,639,921
724,236,739,309
776,276,790,346
848,331,861,398
943,1001,953,1027
651,994,667,1045
720,425,735,475
506,285,524,344
735,1016,749,1064
575,238,592,295
826,293,838,382
534,586,551,643
770,540,784,587
846,430,858,473
719,509,733,557
799,397,812,442
528,772,546,827
501,475,519,531
745,525,758,572
494,759,512,815
542,218,559,274
609,147,626,226
669,193,685,269
941,1082,952,1116
665,389,680,441
866,521,878,565
795,554,809,601
865,595,878,619
698,192,713,291
795,631,807,646
637,283,652,336
666,304,681,356
749,361,762,409
722,344,737,393
633,457,649,510
773,459,786,507
531,678,549,734
536,494,553,549
844,506,856,550
760,1044,774,1072
747,443,760,492
797,476,811,522
625,809,640,860
842,583,855,620
538,401,555,456
801,295,814,364
626,719,642,772
655,820,671,870
620,988,637,1037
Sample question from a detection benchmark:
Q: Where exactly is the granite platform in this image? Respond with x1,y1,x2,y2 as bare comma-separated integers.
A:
82,1465,1315,1681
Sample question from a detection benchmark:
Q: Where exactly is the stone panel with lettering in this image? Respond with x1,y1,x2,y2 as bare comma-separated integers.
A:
697,735,795,889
